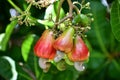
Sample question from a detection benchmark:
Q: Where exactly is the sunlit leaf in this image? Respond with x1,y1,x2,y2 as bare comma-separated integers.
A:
44,4,56,20
43,1,65,28
44,1,65,20
21,34,41,79
54,1,65,19
22,35,41,79
110,0,120,41
21,34,35,62
118,0,120,4
37,19,54,28
0,33,5,47
0,20,17,51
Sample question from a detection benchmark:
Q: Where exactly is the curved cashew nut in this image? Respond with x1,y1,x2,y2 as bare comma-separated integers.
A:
54,50,65,62
38,58,51,72
74,62,85,71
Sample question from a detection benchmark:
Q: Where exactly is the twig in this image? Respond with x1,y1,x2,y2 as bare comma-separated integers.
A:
55,0,74,25
55,0,65,23
7,0,23,14
22,66,36,80
67,0,73,16
73,5,80,14
57,15,72,25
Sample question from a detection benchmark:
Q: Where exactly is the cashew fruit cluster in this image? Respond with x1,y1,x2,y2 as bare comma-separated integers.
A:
34,26,89,72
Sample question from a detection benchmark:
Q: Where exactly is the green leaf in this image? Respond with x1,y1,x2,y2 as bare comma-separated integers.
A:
0,57,13,79
16,64,33,80
87,50,106,69
26,52,41,79
22,35,41,79
44,1,65,20
110,0,120,41
39,72,53,80
21,35,40,79
0,33,5,45
54,69,79,80
0,20,17,51
3,56,18,80
44,4,56,20
37,19,54,28
16,52,40,80
43,1,65,28
118,0,120,4
53,1,65,19
21,34,35,62
87,1,111,52
108,60,120,80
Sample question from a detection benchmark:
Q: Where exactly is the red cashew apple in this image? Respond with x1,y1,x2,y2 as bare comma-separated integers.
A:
68,35,89,62
53,27,74,53
34,29,56,59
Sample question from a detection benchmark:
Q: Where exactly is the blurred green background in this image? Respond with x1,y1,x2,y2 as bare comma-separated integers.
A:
0,0,120,80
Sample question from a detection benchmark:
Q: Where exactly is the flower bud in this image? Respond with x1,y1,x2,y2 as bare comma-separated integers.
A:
34,29,56,59
53,27,74,53
68,36,89,61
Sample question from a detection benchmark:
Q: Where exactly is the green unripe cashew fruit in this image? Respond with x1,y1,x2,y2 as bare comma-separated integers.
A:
72,14,90,26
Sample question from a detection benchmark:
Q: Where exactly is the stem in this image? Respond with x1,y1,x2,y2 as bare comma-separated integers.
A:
73,1,82,14
26,2,32,12
57,15,72,24
34,56,40,79
112,59,120,71
19,72,32,80
110,33,115,52
56,0,74,25
67,0,73,17
92,9,110,57
22,2,32,18
81,0,85,4
55,0,65,23
93,19,110,57
7,0,23,14
73,5,80,14
22,67,36,80
39,72,44,80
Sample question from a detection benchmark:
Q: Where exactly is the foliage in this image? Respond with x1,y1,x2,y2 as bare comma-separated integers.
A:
0,0,120,80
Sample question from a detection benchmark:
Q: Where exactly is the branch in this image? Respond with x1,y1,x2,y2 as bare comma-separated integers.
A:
73,5,80,14
56,0,74,25
67,0,73,17
7,0,23,14
22,66,36,80
57,15,72,25
55,0,65,23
